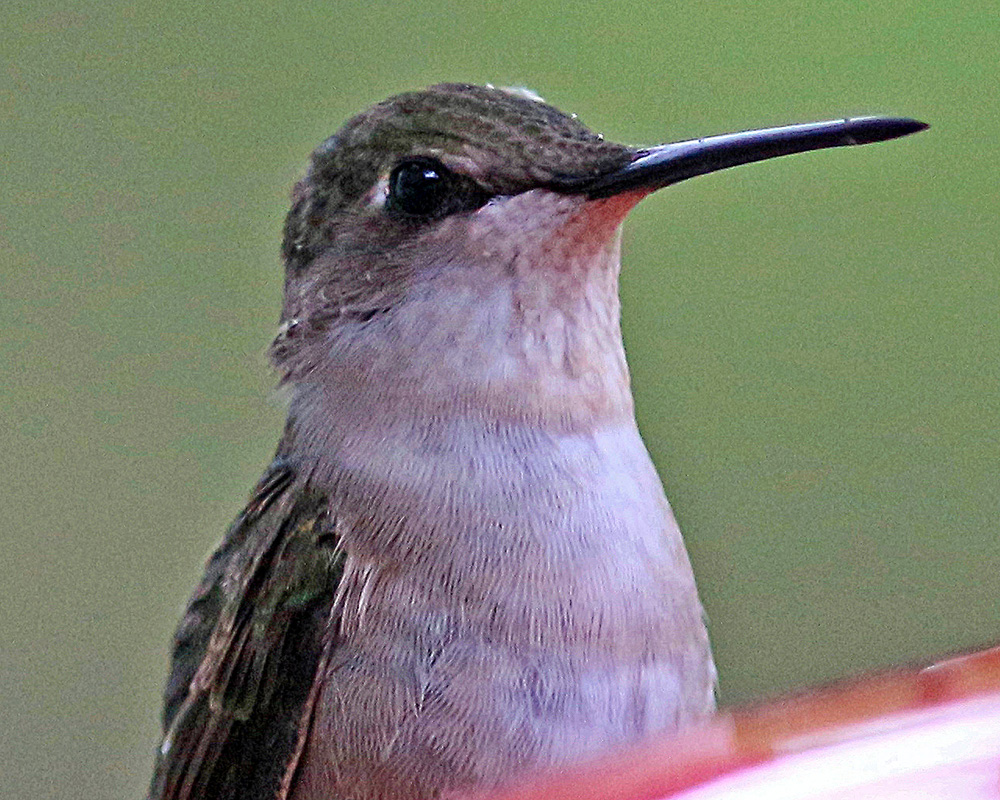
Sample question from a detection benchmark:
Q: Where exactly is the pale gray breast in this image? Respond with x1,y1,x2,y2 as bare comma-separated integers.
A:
291,419,715,799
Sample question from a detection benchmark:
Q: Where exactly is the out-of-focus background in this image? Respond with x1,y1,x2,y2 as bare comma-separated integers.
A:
3,2,997,798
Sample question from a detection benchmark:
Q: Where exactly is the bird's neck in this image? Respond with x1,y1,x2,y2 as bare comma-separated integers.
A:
276,218,704,662
285,393,685,638
283,318,651,573
278,199,677,582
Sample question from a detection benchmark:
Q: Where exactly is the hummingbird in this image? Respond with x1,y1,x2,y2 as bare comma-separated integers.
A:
148,83,926,800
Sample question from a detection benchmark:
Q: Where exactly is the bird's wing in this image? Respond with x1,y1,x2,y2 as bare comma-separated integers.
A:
148,459,345,800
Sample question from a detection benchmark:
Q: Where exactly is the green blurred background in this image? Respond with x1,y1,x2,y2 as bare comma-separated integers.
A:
3,1,997,797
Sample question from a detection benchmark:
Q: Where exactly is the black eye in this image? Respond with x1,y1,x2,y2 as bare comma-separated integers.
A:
386,158,491,220
388,159,449,216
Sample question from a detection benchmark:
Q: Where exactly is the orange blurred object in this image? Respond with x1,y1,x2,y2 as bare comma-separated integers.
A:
472,646,1000,800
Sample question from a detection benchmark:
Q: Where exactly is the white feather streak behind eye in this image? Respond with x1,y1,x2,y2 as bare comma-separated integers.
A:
366,177,390,208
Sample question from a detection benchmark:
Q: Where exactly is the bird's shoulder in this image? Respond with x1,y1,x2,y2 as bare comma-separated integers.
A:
148,458,345,800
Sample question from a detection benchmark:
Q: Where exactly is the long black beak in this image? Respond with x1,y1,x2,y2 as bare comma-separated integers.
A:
574,116,928,198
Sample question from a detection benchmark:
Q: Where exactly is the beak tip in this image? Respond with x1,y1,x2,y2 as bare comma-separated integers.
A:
858,116,930,143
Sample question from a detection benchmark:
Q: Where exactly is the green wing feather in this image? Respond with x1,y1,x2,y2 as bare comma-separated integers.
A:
148,459,345,800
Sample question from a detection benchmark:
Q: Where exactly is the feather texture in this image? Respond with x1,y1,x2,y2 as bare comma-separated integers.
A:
149,459,345,800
